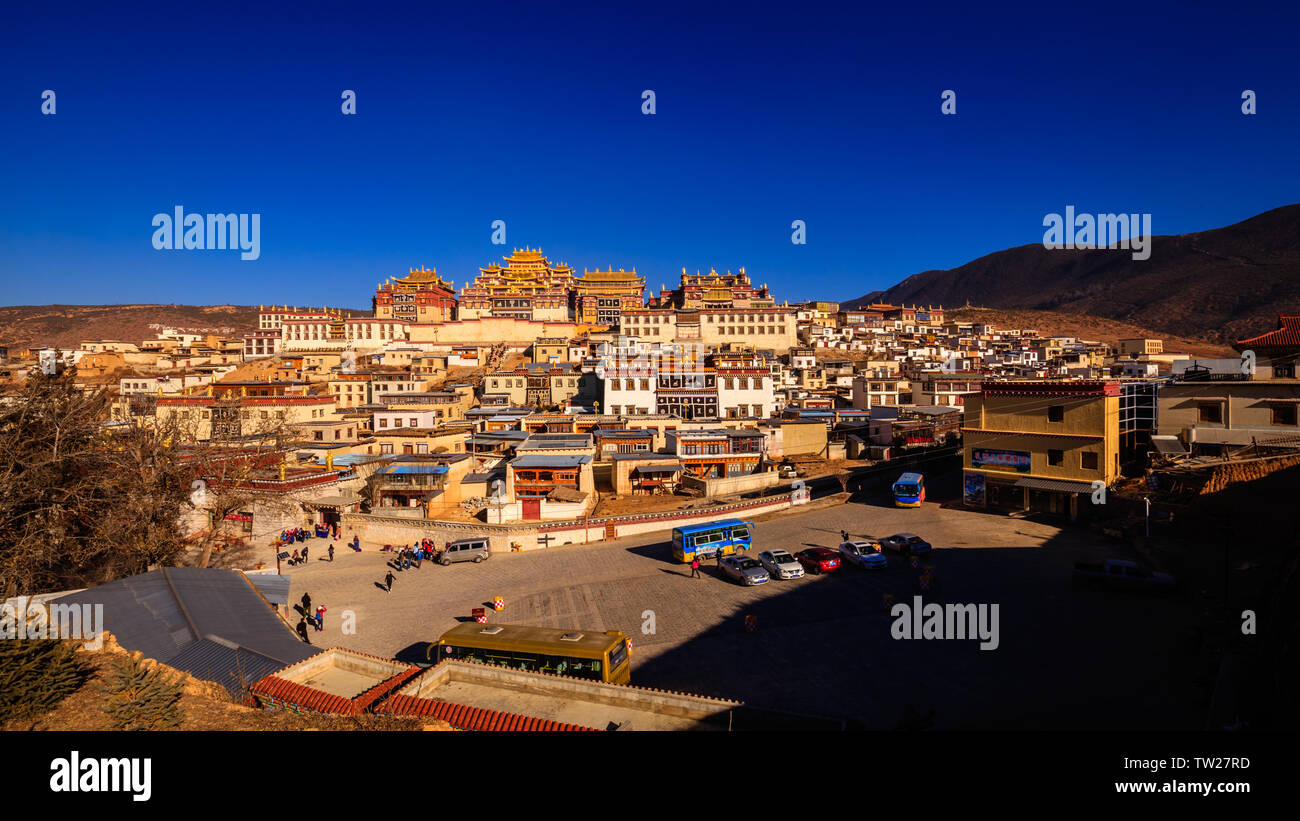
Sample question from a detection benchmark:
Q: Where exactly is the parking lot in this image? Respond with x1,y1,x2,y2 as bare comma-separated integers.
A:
285,489,1205,730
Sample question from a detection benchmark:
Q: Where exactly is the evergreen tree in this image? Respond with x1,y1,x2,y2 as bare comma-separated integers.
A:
0,638,88,724
99,651,184,731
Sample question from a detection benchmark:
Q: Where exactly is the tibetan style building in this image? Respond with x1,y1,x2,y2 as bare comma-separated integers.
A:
573,267,646,328
373,266,457,323
649,268,775,310
458,247,574,321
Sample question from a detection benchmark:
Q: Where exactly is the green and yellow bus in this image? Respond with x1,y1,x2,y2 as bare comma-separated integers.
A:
428,623,632,685
671,519,754,562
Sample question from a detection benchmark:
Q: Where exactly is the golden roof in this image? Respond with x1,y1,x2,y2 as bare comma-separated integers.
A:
390,266,453,289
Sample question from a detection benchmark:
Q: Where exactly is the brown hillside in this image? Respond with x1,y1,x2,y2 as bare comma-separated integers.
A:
845,204,1300,345
944,307,1235,357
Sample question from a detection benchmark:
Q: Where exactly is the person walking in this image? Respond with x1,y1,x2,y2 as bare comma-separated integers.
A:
716,550,724,569
301,592,312,616
328,544,335,563
296,618,310,643
690,557,701,578
302,545,309,563
384,570,395,592
352,534,361,552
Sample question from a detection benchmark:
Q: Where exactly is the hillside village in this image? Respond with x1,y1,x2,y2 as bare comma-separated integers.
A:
3,246,1299,551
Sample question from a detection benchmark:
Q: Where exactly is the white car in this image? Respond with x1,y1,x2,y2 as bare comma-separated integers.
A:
758,549,805,580
839,540,888,570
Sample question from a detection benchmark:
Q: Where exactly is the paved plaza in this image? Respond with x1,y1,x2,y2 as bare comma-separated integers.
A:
282,491,1203,730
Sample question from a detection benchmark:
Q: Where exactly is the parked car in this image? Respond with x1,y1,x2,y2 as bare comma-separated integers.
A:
437,537,490,565
838,540,888,570
720,554,770,586
880,533,932,557
795,547,841,574
1072,558,1175,593
758,549,805,579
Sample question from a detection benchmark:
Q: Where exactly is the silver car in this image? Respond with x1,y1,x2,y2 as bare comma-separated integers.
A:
758,549,805,580
839,540,888,570
720,554,770,586
438,537,490,565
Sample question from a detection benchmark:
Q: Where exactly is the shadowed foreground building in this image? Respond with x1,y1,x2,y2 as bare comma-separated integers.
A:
54,568,320,697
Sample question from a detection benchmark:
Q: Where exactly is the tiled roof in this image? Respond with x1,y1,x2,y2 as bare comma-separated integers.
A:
250,651,422,715
1236,315,1300,348
376,694,597,731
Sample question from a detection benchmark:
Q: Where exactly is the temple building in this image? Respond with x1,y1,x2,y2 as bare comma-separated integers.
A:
573,267,646,328
458,247,574,321
648,268,775,310
373,266,457,323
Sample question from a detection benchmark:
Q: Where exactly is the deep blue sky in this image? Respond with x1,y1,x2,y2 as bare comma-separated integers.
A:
2,1,1298,308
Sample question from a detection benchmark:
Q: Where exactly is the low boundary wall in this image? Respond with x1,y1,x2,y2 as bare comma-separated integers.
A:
341,487,814,552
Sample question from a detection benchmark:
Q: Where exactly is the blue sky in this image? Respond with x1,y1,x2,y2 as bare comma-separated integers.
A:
2,1,1298,308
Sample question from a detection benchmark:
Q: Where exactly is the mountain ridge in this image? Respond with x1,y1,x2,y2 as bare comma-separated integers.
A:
844,204,1300,344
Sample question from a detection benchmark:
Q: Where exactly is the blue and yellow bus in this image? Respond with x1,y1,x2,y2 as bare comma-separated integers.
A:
671,519,754,562
892,472,925,507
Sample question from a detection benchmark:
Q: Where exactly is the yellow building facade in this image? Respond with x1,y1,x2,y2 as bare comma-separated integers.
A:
962,381,1121,519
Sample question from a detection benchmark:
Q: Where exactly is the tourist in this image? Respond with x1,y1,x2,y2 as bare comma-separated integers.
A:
328,544,335,563
301,592,312,616
302,545,309,563
690,557,701,579
296,619,310,643
290,549,301,566
384,570,395,592
314,605,326,631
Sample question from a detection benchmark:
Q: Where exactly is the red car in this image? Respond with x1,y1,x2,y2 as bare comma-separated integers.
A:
795,547,841,574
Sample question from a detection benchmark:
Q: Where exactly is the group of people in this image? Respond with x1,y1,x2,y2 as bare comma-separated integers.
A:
279,527,312,545
388,544,434,571
295,592,326,642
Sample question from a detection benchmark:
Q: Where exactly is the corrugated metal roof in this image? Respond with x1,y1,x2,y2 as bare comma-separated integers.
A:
242,573,291,606
374,464,449,475
1013,477,1098,493
169,638,312,697
510,455,592,468
53,568,319,693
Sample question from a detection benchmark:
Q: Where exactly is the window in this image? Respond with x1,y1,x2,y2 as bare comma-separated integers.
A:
1272,404,1298,426
1081,451,1098,470
1198,403,1223,424
1048,405,1064,422
1047,449,1063,466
